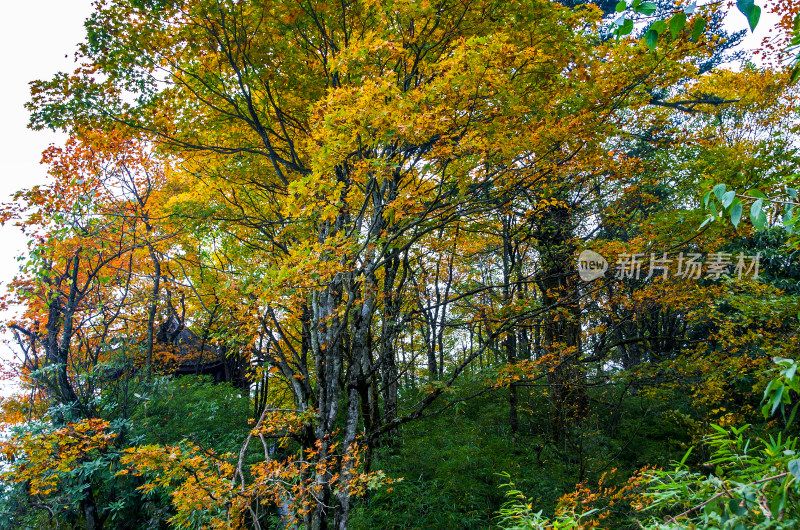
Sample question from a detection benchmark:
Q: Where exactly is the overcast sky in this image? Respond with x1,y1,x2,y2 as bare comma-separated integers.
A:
0,0,94,394
1,0,94,245
0,2,781,396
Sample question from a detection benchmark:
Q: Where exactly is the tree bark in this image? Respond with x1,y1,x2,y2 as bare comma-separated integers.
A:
534,205,587,443
145,249,161,377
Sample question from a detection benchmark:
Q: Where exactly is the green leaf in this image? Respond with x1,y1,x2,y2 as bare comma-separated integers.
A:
721,190,736,209
670,13,686,38
703,191,712,208
772,383,786,415
786,363,797,383
618,18,634,36
728,498,748,517
737,0,761,31
645,29,658,50
692,17,706,40
616,0,626,12
710,423,728,435
679,446,693,467
755,210,767,230
737,0,755,18
747,188,767,199
731,201,743,228
751,199,767,230
749,5,761,31
751,198,763,218
763,380,776,409
783,204,794,226
651,20,668,34
637,1,657,15
790,459,800,480
713,183,727,202
791,65,800,84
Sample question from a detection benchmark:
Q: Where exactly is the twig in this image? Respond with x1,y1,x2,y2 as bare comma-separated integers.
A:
664,472,791,524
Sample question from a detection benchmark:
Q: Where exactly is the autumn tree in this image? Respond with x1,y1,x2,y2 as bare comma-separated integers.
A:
5,0,800,528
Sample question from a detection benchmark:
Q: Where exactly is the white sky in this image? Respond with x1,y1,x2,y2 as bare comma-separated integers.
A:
0,2,784,398
733,4,781,60
1,0,94,199
0,0,94,239
0,0,94,396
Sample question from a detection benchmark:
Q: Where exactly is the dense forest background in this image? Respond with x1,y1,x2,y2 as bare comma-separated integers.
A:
2,0,800,528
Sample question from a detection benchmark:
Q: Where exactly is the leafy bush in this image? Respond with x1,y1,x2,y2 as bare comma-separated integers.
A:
131,375,251,453
495,358,800,529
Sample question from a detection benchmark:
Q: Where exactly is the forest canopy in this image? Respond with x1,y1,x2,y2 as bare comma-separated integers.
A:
2,0,800,528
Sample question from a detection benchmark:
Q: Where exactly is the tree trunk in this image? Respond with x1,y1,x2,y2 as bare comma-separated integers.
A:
534,205,587,443
145,249,161,377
